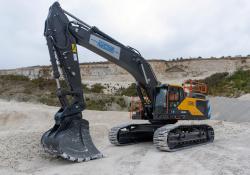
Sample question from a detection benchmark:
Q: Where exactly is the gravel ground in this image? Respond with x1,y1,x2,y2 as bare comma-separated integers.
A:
0,99,250,175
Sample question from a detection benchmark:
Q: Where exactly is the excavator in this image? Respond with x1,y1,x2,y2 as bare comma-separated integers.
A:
42,2,214,162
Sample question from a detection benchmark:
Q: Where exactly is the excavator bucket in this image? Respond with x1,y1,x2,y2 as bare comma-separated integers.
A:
41,117,103,162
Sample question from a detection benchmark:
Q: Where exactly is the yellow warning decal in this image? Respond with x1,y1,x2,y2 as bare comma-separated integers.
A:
71,44,77,53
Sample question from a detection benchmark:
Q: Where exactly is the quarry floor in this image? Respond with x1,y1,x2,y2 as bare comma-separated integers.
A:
0,98,250,175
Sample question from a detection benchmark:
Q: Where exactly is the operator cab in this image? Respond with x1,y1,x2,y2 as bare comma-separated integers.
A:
154,84,185,115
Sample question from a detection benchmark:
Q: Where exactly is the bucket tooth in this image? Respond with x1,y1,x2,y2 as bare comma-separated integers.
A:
41,118,103,162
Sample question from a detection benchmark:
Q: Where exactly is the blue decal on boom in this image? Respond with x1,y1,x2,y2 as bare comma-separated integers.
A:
97,40,114,54
89,34,121,59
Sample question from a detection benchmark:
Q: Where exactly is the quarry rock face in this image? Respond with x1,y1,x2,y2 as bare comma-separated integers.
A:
1,57,250,84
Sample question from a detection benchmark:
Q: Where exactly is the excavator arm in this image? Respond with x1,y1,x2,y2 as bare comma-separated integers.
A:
44,2,158,118
42,2,158,162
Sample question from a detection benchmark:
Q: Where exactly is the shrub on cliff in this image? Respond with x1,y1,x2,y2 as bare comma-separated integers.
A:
203,70,250,97
203,72,229,87
0,74,29,81
116,83,137,96
90,83,105,93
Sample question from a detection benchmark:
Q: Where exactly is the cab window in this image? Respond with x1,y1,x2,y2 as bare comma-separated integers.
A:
155,88,167,107
169,87,184,102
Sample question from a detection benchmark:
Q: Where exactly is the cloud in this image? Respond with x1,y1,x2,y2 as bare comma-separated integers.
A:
0,0,250,69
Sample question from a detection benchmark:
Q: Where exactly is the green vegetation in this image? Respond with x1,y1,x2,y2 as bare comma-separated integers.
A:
0,74,29,81
82,84,91,93
116,83,137,96
85,95,127,111
0,75,127,110
114,97,127,108
38,95,60,106
90,83,105,93
203,70,250,97
3,69,250,110
82,83,105,93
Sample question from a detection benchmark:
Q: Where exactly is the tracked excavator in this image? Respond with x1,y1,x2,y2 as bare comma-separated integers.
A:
42,2,214,162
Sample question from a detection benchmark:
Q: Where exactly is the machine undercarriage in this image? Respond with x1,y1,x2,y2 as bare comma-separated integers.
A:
109,121,214,151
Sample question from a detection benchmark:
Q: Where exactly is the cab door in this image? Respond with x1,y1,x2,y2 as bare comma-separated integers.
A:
154,85,185,116
168,86,185,114
154,87,168,114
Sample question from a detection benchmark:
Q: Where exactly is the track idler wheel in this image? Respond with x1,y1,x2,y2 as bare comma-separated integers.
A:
41,116,103,162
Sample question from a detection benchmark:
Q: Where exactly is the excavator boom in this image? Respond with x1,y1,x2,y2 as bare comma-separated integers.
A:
42,2,158,161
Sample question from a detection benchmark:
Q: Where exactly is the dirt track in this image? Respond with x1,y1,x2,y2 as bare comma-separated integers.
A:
0,99,250,175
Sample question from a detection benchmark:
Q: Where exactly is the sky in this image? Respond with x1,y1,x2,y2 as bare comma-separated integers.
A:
0,0,250,69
